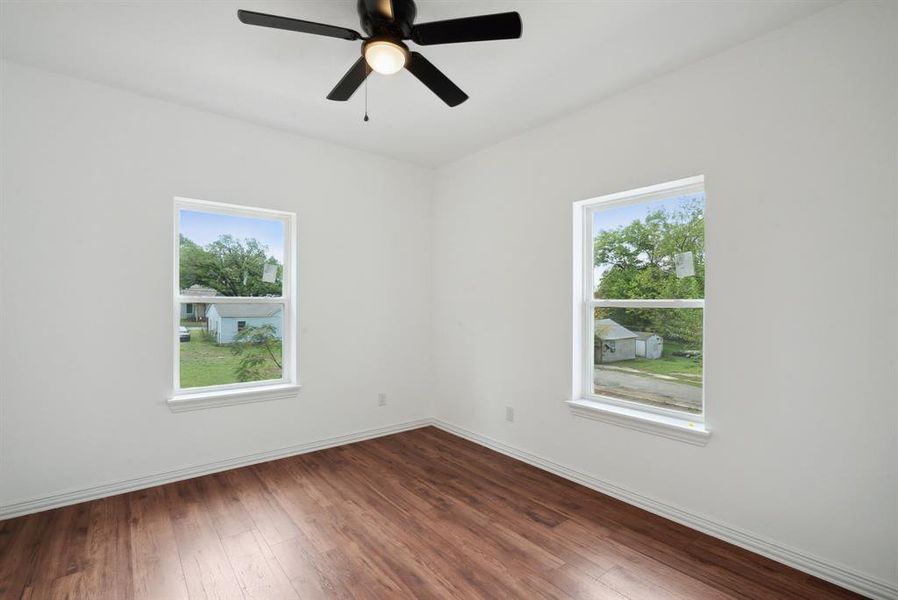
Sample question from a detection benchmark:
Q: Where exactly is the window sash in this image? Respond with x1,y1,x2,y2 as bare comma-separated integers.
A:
590,299,704,308
175,300,292,393
174,295,285,304
587,176,704,213
173,197,297,396
580,303,706,422
581,310,706,420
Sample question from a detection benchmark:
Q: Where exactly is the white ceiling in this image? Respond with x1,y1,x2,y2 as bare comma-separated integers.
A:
1,0,831,166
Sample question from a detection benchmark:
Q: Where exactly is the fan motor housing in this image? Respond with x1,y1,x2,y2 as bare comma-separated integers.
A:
357,0,417,39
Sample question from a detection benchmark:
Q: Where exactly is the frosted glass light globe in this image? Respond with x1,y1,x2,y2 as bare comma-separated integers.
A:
365,41,408,75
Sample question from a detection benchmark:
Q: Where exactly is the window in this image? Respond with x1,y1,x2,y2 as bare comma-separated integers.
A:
170,197,298,411
571,176,708,443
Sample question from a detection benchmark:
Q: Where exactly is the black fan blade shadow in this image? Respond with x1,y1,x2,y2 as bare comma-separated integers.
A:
412,12,521,46
238,9,361,41
405,52,468,107
327,57,370,101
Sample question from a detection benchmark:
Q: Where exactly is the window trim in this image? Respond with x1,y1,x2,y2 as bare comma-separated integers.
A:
571,176,709,441
169,197,299,410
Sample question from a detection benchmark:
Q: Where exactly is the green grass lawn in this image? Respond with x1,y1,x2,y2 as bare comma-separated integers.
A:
179,332,282,389
609,341,703,387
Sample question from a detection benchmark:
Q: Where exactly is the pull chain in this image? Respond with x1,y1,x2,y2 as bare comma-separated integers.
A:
363,69,370,122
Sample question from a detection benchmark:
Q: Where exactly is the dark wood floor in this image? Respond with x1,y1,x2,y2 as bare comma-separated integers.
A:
0,427,861,599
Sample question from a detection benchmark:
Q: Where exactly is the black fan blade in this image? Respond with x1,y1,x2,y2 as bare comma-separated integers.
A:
405,52,468,107
238,9,361,41
363,0,394,21
327,57,370,101
412,12,521,46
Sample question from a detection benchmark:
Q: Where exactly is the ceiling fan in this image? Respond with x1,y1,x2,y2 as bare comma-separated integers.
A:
237,0,522,108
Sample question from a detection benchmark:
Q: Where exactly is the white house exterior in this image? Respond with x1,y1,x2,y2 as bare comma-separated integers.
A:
180,285,218,321
206,303,283,344
594,319,637,363
634,332,664,360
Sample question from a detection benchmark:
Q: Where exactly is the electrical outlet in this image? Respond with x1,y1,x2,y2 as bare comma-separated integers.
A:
505,406,514,422
378,393,387,407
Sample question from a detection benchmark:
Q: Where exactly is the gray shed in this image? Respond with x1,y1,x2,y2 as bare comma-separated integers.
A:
634,331,664,360
594,319,637,363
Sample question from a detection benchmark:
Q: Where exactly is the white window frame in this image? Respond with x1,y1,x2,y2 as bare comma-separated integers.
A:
569,176,710,445
168,197,300,412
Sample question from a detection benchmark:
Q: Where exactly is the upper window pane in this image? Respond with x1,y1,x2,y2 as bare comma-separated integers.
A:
593,193,704,299
179,209,285,297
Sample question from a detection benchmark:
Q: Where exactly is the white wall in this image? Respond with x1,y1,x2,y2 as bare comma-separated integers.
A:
0,61,434,507
432,1,897,590
1,0,896,594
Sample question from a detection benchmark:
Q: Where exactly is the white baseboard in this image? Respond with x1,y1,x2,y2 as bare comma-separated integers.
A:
431,419,897,600
0,418,432,521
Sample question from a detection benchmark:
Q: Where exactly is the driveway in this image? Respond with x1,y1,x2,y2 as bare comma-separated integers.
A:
594,366,702,412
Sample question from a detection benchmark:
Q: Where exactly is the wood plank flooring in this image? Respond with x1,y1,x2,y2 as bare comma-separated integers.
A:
0,427,863,599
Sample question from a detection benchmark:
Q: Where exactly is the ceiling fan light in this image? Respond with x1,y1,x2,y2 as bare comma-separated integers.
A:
364,40,408,75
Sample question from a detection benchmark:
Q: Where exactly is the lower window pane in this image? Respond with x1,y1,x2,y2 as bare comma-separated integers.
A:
179,302,284,389
593,307,703,413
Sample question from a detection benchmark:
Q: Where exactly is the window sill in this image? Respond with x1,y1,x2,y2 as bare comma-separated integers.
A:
168,383,301,413
567,398,710,446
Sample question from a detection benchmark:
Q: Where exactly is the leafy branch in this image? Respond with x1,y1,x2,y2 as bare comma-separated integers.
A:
230,324,282,382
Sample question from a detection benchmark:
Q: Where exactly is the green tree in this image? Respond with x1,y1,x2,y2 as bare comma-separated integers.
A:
179,234,214,290
179,234,282,296
593,201,704,346
230,324,282,382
